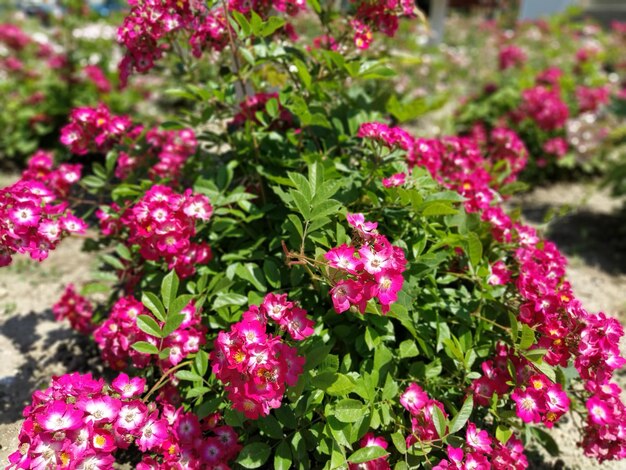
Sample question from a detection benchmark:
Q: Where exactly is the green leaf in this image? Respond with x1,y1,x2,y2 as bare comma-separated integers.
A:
291,191,311,219
495,425,513,444
431,405,447,438
142,292,166,322
236,442,272,468
231,10,251,36
391,431,407,454
162,314,186,337
274,440,292,470
532,427,560,457
235,263,267,291
287,214,303,238
333,399,365,423
294,58,312,89
175,370,203,382
421,201,458,216
136,315,163,338
257,415,283,439
161,270,179,310
312,372,356,396
519,324,535,350
465,232,482,268
263,259,282,288
213,292,248,310
258,16,286,37
266,98,279,118
169,294,194,316
399,340,419,358
195,350,209,376
288,172,312,201
131,341,159,355
348,446,388,464
449,395,473,434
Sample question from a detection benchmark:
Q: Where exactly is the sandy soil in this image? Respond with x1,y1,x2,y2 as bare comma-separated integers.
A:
0,180,624,468
0,236,98,463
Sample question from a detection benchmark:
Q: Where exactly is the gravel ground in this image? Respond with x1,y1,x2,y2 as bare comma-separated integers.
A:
0,180,625,467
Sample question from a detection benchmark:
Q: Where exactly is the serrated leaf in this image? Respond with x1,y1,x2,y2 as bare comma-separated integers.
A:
142,292,166,322
195,350,209,376
449,395,473,434
311,372,356,396
263,259,281,288
236,442,271,468
495,425,513,444
131,341,159,355
465,232,482,268
399,339,419,358
169,294,194,317
235,263,267,291
161,270,179,310
257,415,283,439
288,172,312,201
162,314,186,337
213,292,248,310
391,431,407,454
291,191,311,219
175,370,203,382
274,440,292,470
136,315,163,338
333,399,365,423
431,405,447,438
348,446,388,464
520,324,535,350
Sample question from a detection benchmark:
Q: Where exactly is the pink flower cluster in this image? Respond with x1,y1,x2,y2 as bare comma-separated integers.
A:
400,383,448,445
511,374,570,428
326,213,407,314
21,150,82,198
400,383,530,468
211,293,312,419
357,122,528,213
93,295,206,371
0,178,86,266
83,65,112,94
498,45,527,70
118,185,213,278
230,92,294,130
117,0,198,84
350,0,416,50
7,372,240,469
357,120,626,461
518,86,569,131
115,128,197,181
582,382,626,461
433,423,528,470
117,0,304,85
0,23,31,51
536,67,563,87
576,85,610,113
348,433,389,470
60,104,134,155
53,284,94,335
543,137,568,159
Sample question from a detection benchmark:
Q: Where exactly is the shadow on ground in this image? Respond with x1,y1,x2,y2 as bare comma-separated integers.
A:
0,309,102,425
521,204,626,275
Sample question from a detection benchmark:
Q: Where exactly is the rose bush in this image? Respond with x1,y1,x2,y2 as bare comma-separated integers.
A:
3,2,626,469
